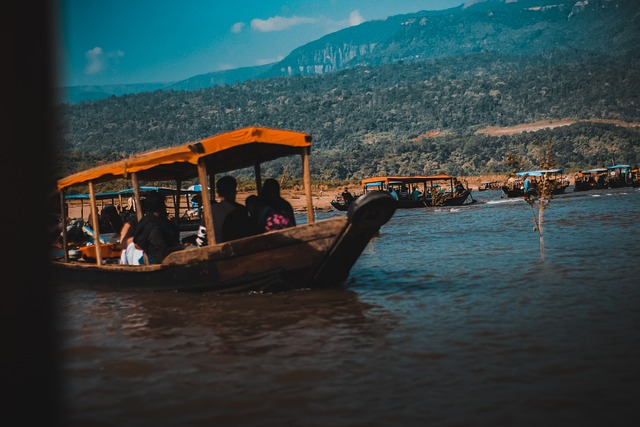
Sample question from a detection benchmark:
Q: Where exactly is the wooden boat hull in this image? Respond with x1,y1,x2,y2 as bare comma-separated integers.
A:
501,184,568,198
52,191,397,293
573,181,608,192
330,200,349,211
424,190,473,207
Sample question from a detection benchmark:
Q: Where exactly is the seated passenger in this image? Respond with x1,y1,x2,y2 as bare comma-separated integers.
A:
341,187,355,204
259,178,296,232
100,204,124,234
119,215,144,265
133,193,182,264
411,188,422,200
400,185,409,199
210,175,253,243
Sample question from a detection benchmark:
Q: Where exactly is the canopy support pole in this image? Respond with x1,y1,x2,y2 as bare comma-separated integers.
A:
88,181,103,266
254,162,262,195
302,147,314,224
59,190,69,262
175,179,182,220
131,173,150,265
198,158,216,245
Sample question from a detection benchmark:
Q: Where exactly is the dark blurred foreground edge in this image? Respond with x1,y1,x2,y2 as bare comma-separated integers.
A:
2,1,61,424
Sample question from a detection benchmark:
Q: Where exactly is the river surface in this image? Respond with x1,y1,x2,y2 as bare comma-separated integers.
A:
55,187,640,426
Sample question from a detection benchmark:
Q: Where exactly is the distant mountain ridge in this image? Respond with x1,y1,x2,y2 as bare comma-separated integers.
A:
60,0,639,104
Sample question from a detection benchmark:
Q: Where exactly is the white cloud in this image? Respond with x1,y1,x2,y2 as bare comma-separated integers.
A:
250,15,316,32
84,47,124,76
216,63,236,71
348,10,365,26
256,55,284,66
107,50,125,60
84,47,105,75
231,22,245,33
243,10,364,36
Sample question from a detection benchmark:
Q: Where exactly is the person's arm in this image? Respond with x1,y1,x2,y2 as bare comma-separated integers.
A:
119,222,131,249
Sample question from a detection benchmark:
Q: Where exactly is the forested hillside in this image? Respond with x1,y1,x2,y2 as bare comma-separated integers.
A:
54,50,640,188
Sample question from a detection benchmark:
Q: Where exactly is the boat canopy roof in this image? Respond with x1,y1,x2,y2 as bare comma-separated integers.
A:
361,174,454,186
516,168,564,177
57,127,312,191
64,186,196,200
607,164,631,170
578,168,608,174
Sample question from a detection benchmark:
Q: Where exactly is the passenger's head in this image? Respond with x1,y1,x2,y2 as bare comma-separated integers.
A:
216,176,238,200
101,204,118,218
144,193,167,215
245,194,261,212
262,178,280,200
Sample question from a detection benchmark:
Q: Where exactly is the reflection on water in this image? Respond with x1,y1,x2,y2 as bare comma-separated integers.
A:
57,188,640,426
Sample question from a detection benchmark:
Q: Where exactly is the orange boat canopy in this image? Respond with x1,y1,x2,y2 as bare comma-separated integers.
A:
57,127,312,191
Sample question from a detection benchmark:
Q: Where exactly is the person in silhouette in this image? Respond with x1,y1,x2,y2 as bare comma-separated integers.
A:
133,193,182,264
342,187,355,204
259,178,296,232
206,175,253,244
119,215,144,265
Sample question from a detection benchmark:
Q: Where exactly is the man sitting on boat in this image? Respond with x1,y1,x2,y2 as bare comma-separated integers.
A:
133,193,182,264
341,187,355,204
411,187,423,200
212,176,254,243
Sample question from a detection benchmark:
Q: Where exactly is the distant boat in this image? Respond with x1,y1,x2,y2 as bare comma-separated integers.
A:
573,168,608,192
330,194,352,211
632,167,640,188
501,168,569,198
360,174,474,208
477,181,501,191
606,164,636,188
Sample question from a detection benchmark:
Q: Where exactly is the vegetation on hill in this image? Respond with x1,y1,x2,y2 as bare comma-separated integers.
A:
54,50,640,192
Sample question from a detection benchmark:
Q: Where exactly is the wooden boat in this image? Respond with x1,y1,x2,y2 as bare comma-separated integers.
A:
501,168,569,198
360,174,474,208
606,164,635,188
632,167,640,188
573,168,608,192
329,191,360,211
52,127,398,293
477,181,501,191
330,195,350,211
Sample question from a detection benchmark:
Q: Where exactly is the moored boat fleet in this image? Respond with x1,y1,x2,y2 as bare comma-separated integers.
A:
498,165,638,198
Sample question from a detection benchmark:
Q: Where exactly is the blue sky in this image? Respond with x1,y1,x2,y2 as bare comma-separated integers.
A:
58,0,465,87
